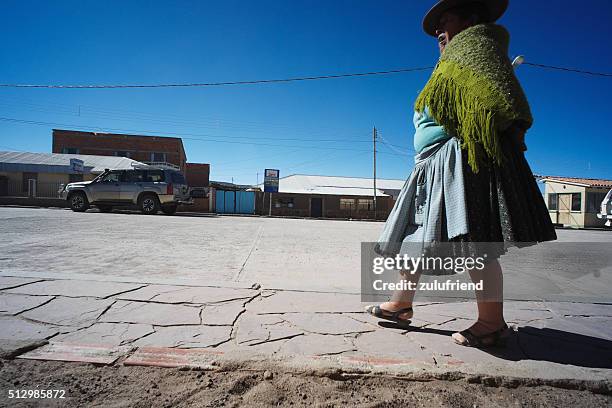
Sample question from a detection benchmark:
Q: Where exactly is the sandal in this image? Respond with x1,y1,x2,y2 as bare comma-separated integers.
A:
364,305,413,326
452,323,513,348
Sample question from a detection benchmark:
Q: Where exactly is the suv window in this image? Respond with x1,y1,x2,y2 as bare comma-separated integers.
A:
101,171,125,183
170,172,186,184
127,170,146,182
124,170,166,183
146,170,165,182
134,170,166,183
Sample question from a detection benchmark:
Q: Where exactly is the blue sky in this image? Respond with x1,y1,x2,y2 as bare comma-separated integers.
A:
0,0,610,185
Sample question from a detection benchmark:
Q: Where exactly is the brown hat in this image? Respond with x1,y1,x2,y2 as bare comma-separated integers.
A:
422,0,509,37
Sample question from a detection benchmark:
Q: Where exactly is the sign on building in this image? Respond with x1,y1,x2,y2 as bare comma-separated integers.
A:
70,158,84,173
264,169,279,193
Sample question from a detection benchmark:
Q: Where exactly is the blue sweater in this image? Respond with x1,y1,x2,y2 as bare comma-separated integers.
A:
413,107,451,153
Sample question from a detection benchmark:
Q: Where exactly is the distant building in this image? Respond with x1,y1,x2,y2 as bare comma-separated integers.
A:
0,150,142,198
52,129,209,187
52,129,187,169
254,174,405,220
541,176,612,228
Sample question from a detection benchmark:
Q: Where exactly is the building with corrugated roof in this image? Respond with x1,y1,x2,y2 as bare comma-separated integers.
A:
0,150,144,198
254,174,405,219
541,176,612,228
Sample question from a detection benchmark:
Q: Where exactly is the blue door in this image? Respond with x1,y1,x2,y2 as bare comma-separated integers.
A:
224,190,235,213
236,191,255,214
215,189,224,213
215,190,255,214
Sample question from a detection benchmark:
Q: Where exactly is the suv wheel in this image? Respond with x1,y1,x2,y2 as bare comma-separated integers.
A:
138,194,160,215
69,192,89,212
161,205,178,215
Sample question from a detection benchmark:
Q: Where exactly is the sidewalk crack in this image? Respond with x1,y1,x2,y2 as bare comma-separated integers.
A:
101,284,149,299
95,300,117,321
13,295,57,316
211,291,262,348
232,224,264,282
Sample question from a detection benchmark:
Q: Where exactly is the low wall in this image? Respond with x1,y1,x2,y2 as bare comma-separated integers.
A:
0,197,67,208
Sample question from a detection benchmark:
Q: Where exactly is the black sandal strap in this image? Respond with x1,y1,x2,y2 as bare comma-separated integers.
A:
389,307,413,320
367,305,412,321
458,329,482,347
459,324,510,347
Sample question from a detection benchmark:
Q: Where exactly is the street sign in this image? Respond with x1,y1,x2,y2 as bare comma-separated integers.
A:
264,169,279,193
70,158,84,173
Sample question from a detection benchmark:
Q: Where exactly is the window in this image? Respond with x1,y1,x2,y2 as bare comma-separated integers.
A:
144,170,165,182
101,171,122,183
274,197,294,208
151,152,166,162
101,171,128,183
571,193,581,211
69,174,83,183
586,192,607,213
548,193,558,210
340,198,355,211
114,151,130,158
358,199,374,211
127,170,145,182
62,147,79,154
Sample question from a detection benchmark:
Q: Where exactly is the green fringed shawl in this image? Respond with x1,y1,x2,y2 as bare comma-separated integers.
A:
415,24,532,172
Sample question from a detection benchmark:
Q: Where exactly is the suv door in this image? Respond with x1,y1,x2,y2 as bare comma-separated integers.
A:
90,171,123,202
119,170,144,203
120,169,166,202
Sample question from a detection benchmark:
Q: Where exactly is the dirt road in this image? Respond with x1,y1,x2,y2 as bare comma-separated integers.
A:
0,360,610,407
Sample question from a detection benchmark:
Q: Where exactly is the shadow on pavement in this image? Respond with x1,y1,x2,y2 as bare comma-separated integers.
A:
88,209,220,218
379,322,612,369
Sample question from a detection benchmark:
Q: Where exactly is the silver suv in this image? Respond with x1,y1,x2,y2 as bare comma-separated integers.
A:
61,167,192,215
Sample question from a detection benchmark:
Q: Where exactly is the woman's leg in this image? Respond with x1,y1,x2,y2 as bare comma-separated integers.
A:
457,259,506,337
378,269,422,320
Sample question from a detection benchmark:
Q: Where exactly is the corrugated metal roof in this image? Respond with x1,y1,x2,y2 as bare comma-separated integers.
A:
257,174,406,197
541,176,612,188
0,151,144,174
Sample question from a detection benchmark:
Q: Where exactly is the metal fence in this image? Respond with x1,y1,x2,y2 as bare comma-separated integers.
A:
4,180,64,198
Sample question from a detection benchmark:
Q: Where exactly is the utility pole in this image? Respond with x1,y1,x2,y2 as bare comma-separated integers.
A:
373,126,377,220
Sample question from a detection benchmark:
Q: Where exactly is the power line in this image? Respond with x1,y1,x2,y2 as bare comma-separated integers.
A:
0,116,379,154
0,62,609,90
377,131,413,156
523,62,612,77
0,96,376,142
0,67,434,89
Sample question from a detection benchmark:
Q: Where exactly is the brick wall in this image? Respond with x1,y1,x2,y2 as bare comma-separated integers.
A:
52,129,187,170
185,163,210,187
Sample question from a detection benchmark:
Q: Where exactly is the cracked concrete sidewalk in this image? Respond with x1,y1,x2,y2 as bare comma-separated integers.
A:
0,274,611,390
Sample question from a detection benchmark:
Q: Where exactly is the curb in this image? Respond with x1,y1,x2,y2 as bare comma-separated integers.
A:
8,341,612,395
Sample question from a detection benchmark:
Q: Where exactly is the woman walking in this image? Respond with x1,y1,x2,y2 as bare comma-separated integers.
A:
366,0,557,347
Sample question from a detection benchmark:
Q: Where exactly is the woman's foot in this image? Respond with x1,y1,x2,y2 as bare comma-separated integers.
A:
364,301,414,324
452,321,512,348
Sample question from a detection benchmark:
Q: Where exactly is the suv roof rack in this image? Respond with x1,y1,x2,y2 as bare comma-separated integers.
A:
142,161,181,171
130,163,152,169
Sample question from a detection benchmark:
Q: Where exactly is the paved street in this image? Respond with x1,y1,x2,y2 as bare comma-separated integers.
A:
0,206,611,391
0,207,382,291
0,206,610,300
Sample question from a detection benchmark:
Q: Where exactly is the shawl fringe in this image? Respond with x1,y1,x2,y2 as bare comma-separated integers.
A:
415,24,532,173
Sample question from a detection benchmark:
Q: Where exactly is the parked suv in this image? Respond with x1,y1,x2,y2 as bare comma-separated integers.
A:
61,167,192,215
